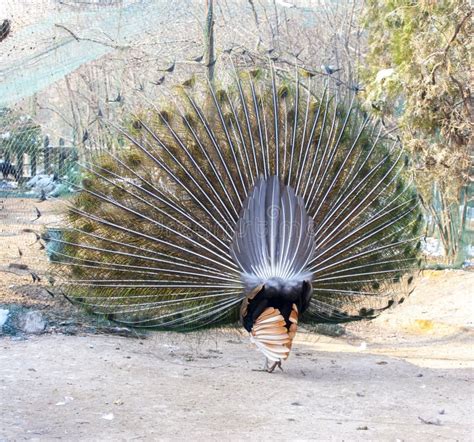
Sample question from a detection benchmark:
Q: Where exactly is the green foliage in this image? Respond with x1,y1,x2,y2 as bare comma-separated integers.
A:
360,0,472,263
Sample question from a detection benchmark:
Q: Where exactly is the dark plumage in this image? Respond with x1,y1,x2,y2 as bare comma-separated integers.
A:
160,61,175,73
321,64,341,75
0,19,11,42
151,76,165,86
108,92,123,103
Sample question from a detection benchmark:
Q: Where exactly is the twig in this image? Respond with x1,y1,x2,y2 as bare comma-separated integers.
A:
205,0,216,83
430,11,471,84
418,416,442,426
54,24,130,50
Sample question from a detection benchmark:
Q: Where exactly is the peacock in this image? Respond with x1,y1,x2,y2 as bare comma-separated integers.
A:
51,66,422,372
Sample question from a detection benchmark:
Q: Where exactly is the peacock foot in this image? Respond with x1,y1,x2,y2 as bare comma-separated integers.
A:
265,359,283,373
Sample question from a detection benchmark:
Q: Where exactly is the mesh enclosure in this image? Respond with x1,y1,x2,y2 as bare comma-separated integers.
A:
1,0,364,284
0,0,471,289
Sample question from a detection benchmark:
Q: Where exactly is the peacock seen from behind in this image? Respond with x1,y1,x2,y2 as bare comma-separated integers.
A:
54,67,422,372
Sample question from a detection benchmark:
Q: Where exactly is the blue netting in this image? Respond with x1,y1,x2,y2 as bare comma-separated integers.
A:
0,0,195,106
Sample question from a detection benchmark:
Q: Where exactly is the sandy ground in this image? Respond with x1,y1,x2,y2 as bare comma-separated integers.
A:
0,330,472,442
0,198,473,441
0,271,473,441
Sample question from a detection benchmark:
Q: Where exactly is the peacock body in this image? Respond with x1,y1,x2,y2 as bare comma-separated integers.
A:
53,67,422,371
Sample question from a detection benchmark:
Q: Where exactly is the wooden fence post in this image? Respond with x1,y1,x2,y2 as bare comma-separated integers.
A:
30,150,37,177
58,138,65,177
44,136,51,174
16,150,23,181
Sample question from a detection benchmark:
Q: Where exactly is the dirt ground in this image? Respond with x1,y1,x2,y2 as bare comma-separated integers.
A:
0,198,473,441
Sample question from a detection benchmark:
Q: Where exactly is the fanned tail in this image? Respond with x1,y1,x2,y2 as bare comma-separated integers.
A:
52,65,422,329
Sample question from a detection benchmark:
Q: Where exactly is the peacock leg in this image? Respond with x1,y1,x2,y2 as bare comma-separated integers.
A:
263,357,270,371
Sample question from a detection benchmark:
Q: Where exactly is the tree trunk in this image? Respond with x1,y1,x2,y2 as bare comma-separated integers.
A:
205,0,216,84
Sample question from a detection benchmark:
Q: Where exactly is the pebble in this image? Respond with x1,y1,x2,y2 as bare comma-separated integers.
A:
0,309,9,328
16,311,46,334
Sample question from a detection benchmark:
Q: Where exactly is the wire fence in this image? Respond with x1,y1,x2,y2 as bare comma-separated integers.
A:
0,0,472,281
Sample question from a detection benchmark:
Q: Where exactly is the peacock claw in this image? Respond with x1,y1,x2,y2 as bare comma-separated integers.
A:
266,360,283,373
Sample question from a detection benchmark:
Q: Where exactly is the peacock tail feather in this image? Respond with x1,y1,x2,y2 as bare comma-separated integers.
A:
51,66,423,330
